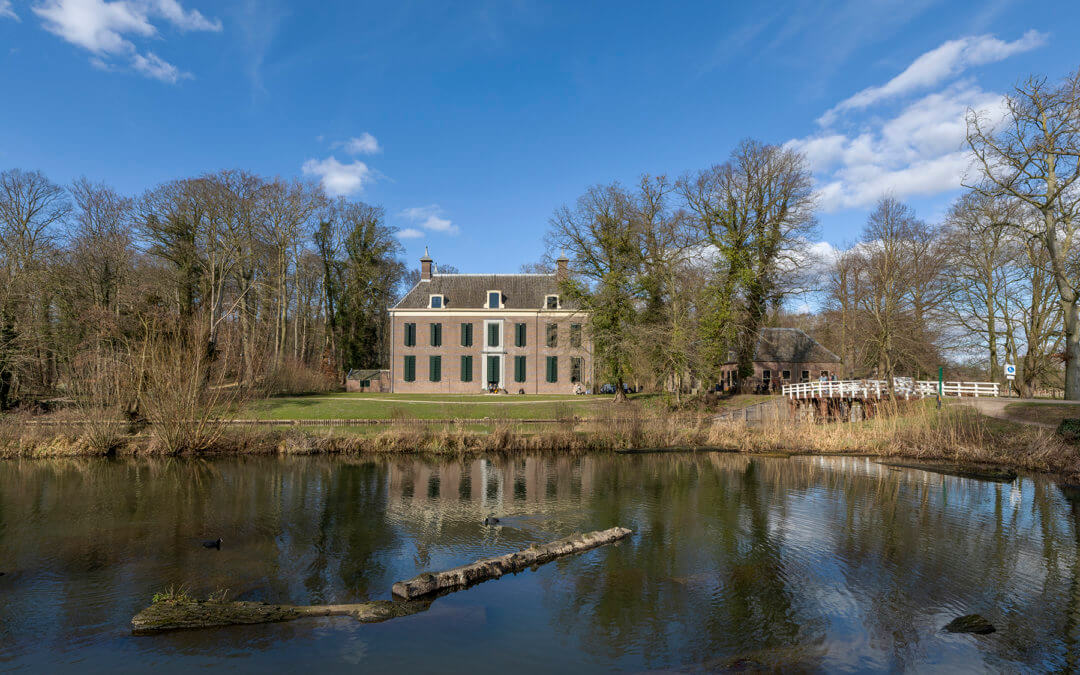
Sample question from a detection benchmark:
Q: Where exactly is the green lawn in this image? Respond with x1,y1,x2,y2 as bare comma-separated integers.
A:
246,392,615,420
1004,402,1080,426
245,391,775,421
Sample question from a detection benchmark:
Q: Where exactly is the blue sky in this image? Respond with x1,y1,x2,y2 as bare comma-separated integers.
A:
1,0,1077,273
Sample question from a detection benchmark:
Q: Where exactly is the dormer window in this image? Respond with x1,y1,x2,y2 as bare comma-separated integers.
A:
429,294,444,309
487,291,502,309
545,295,559,310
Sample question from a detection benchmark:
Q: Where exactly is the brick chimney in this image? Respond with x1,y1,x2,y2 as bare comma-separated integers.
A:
420,247,433,281
556,253,569,282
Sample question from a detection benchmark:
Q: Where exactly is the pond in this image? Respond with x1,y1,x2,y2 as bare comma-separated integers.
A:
1,453,1078,672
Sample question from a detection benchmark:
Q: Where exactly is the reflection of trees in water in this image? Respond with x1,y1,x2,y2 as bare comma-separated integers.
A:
530,454,1078,671
3,454,1080,669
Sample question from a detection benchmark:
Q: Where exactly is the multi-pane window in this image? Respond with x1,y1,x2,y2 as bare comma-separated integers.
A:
487,323,501,348
571,357,583,383
461,355,473,382
545,323,558,348
570,323,581,348
429,355,442,382
403,355,416,382
430,323,442,347
515,323,527,347
403,323,416,347
782,370,791,381
545,295,559,309
801,370,810,382
546,356,558,383
429,295,443,308
460,322,473,347
487,291,501,308
514,356,527,383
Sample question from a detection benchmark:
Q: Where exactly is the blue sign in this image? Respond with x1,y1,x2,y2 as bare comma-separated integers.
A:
1004,364,1016,379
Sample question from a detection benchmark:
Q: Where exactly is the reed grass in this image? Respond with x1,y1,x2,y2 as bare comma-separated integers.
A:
2,400,1077,479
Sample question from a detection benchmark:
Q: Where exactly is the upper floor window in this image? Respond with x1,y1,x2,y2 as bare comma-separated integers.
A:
546,323,558,348
487,322,501,348
545,295,559,310
430,323,442,347
429,294,444,309
403,323,416,347
487,291,502,309
570,323,581,348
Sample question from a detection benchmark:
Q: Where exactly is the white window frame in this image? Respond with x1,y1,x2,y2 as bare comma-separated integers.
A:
428,294,445,309
544,294,560,310
486,290,502,309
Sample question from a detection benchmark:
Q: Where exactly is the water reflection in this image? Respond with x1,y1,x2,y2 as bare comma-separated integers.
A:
0,453,1077,672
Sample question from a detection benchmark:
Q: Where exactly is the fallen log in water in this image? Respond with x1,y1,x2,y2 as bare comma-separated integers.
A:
131,598,432,634
392,526,633,599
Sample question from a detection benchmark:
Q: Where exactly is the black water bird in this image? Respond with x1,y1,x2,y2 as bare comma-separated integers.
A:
483,517,500,526
202,538,222,549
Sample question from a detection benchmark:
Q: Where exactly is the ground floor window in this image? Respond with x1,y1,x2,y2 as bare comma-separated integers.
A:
546,356,558,383
801,370,809,382
762,369,771,387
820,370,830,379
429,355,441,382
403,355,416,382
782,370,790,380
461,355,473,382
514,356,526,382
487,355,500,387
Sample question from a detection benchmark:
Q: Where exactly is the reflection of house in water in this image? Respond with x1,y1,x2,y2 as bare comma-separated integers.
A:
386,457,594,513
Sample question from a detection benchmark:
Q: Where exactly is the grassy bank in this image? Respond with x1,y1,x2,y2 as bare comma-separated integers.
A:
2,398,1077,480
1003,402,1080,426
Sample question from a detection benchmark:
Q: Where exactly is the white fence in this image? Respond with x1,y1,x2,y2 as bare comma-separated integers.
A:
782,378,999,400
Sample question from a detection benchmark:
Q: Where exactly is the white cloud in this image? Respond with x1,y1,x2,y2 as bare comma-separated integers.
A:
336,132,381,155
1,1,19,20
819,30,1045,125
31,0,220,82
397,228,424,239
301,156,373,197
132,50,189,82
788,33,1019,213
401,205,459,235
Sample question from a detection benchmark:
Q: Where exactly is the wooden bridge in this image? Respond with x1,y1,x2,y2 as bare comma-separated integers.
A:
780,378,1000,422
782,378,1000,401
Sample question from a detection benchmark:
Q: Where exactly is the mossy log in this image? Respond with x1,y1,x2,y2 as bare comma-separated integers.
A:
392,526,633,599
131,598,431,634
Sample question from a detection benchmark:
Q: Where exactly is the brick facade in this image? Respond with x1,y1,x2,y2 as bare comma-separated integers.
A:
388,253,592,394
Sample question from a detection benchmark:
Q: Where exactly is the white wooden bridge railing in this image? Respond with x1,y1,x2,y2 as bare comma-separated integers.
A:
781,378,1000,400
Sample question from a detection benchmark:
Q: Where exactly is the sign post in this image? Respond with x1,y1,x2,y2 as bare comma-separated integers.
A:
1004,364,1016,397
937,366,943,409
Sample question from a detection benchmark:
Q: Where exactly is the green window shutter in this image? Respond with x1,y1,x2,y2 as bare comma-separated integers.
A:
404,355,416,382
430,323,442,347
488,323,499,347
404,323,415,347
515,356,526,382
429,355,441,382
461,323,472,347
546,356,558,383
461,355,473,382
487,355,500,385
515,323,526,347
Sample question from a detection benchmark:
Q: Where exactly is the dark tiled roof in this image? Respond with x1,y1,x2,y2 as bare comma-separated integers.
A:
393,274,578,310
346,369,386,380
726,327,841,364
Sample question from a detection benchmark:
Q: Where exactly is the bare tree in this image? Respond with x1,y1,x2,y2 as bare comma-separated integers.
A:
0,169,71,407
966,69,1080,398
